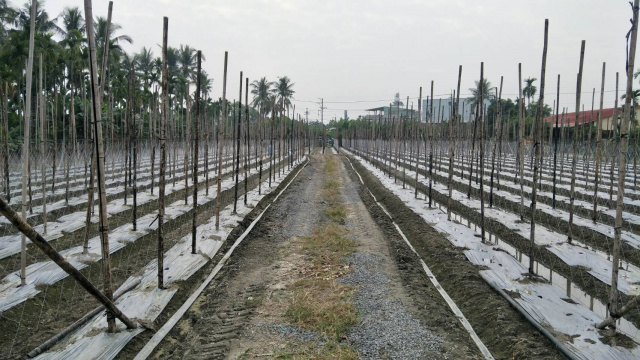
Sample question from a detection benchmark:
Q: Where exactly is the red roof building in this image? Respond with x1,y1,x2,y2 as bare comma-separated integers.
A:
543,106,640,130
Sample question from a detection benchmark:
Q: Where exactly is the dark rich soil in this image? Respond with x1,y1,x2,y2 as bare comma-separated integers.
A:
146,152,487,359
357,150,640,333
337,155,483,359
0,156,296,360
0,155,253,278
343,151,567,360
116,156,309,360
142,154,318,360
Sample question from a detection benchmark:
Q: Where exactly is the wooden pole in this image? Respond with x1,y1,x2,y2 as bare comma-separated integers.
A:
130,63,137,231
192,51,201,254
592,62,606,221
233,72,242,214
158,17,168,289
184,88,190,205
3,81,8,202
518,63,525,221
609,73,620,209
415,87,422,199
552,74,560,208
490,77,503,209
0,194,136,329
568,40,586,244
529,19,549,276
20,0,36,286
478,63,486,242
39,54,47,235
448,67,462,221
216,52,228,230
244,77,249,205
84,0,116,331
597,0,640,330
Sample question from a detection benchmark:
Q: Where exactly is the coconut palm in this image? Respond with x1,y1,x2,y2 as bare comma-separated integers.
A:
14,0,61,34
198,69,212,97
468,77,493,111
95,16,132,77
251,77,274,115
0,0,17,39
392,92,404,107
134,46,154,95
177,44,195,89
273,76,294,114
59,6,84,35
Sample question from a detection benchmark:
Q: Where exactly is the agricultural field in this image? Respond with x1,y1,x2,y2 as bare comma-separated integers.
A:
1,0,640,359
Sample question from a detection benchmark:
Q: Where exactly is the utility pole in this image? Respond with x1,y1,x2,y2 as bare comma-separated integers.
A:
306,108,310,154
319,98,326,154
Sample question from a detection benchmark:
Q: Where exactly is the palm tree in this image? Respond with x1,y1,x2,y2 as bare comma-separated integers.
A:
134,46,153,93
0,0,17,39
95,16,132,76
273,76,294,114
14,0,61,34
177,44,195,95
523,77,537,107
392,92,404,107
468,77,493,111
59,6,84,35
251,77,274,115
198,69,212,97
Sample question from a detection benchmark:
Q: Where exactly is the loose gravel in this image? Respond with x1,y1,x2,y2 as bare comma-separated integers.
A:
342,252,446,360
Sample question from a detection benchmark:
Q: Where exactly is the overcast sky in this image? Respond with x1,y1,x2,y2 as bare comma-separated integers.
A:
48,0,637,122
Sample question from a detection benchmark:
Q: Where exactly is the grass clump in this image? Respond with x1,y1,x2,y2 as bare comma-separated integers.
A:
283,155,358,354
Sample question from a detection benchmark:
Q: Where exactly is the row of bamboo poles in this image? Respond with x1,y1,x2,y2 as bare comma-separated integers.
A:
339,8,640,334
0,0,324,334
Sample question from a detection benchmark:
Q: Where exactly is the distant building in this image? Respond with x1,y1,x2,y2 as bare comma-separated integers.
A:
363,106,418,121
421,97,490,123
543,106,640,133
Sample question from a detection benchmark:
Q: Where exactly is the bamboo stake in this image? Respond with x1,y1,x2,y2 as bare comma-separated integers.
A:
184,87,190,205
529,19,549,276
244,77,249,205
51,84,57,193
269,97,274,187
158,17,169,289
490,77,503,209
609,73,619,209
592,62,606,221
39,54,47,234
468,97,479,199
552,74,560,208
20,0,36,286
598,0,639,330
3,81,8,202
84,0,116,331
233,72,242,214
448,67,462,221
568,40,586,244
478,63,486,242
0,194,136,329
518,63,525,222
216,52,228,230
415,87,422,199
205,92,209,196
192,51,201,254
130,63,137,231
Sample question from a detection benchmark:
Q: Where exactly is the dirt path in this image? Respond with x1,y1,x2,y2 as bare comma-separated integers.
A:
151,152,483,359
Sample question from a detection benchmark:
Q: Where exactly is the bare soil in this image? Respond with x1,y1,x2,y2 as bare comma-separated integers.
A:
344,151,566,360
150,152,487,359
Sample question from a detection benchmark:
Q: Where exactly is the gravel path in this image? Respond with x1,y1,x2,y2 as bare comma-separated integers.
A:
343,252,444,359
